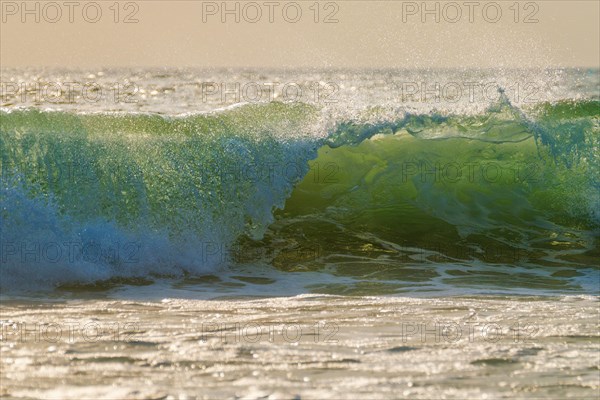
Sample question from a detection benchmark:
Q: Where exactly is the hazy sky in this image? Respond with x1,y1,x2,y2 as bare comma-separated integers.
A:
1,1,599,68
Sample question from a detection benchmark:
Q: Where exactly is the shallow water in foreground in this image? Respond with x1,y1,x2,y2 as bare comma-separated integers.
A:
1,293,599,399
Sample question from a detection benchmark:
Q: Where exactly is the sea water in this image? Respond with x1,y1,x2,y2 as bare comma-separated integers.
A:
1,68,598,399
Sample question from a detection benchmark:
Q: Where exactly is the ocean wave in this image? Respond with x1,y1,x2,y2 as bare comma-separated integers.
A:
1,95,598,290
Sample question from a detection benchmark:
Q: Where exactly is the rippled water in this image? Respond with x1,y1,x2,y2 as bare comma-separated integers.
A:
1,294,599,399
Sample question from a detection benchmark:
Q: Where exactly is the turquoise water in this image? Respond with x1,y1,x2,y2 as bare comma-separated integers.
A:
1,67,599,400
1,68,598,295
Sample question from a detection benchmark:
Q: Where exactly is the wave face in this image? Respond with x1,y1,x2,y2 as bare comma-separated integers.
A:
256,98,599,295
1,69,599,293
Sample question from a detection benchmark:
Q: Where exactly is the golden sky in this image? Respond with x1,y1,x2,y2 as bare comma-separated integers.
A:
1,1,598,68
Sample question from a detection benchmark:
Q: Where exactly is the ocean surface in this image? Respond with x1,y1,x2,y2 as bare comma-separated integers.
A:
0,68,599,399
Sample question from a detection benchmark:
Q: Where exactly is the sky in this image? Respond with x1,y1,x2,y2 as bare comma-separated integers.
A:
1,1,599,68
